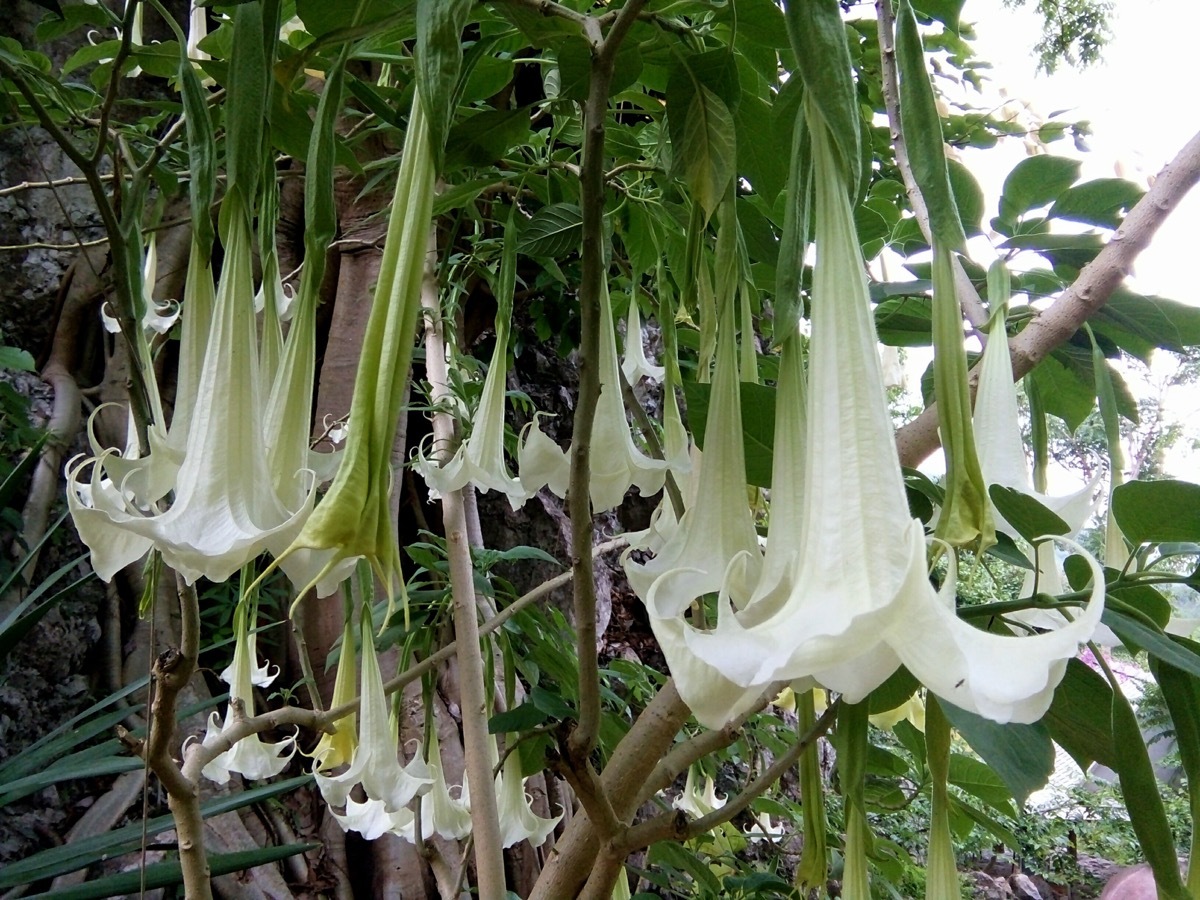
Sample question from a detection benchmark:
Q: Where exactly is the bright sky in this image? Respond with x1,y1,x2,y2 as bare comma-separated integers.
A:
908,0,1200,479
968,0,1200,307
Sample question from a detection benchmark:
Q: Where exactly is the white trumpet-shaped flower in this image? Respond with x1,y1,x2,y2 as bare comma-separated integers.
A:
418,728,473,841
625,297,770,728
517,413,570,499
493,738,561,848
588,282,671,512
673,767,726,819
200,597,296,783
679,112,1105,726
314,611,433,815
312,619,358,773
974,299,1095,599
620,298,665,385
267,97,436,606
416,324,528,509
744,811,785,843
66,192,315,586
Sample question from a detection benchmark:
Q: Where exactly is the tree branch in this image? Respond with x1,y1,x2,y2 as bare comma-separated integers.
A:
566,0,650,768
421,234,506,898
896,126,1200,468
875,0,989,331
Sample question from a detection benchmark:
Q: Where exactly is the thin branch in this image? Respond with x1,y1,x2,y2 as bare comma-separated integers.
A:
619,700,840,853
493,0,590,30
92,0,140,167
895,126,1200,468
875,0,989,331
566,0,651,766
0,173,119,197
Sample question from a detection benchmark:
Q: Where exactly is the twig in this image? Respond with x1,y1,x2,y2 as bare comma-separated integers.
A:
895,126,1200,468
874,0,989,331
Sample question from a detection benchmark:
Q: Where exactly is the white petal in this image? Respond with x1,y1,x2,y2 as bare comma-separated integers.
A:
620,299,665,385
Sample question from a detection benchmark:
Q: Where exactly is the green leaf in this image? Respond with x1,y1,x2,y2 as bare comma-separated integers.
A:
416,0,471,171
949,796,1020,848
444,107,530,170
868,666,920,714
1104,608,1200,678
948,159,984,237
667,72,736,220
939,704,1055,805
555,34,643,102
911,0,965,30
488,701,547,734
649,840,723,894
999,231,1104,270
948,753,1017,817
1048,178,1144,229
896,0,965,249
1041,658,1116,770
997,156,1081,227
518,203,582,258
987,485,1070,543
875,294,933,346
782,0,860,188
1026,352,1095,433
25,843,319,900
682,380,776,489
734,92,790,205
1108,666,1190,898
1112,480,1200,546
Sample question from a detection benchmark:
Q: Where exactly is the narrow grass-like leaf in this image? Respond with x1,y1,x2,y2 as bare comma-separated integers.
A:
24,843,319,900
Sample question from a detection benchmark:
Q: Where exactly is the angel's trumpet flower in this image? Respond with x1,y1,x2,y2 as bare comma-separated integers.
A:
494,737,560,848
588,282,671,513
67,192,314,585
199,590,296,783
625,297,768,728
620,298,665,385
267,97,436,606
680,110,1104,727
416,318,528,509
974,278,1095,600
311,618,358,773
419,727,472,841
672,767,726,819
314,610,433,816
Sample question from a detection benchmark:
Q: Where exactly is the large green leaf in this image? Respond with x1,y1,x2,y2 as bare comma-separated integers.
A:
1112,480,1200,546
1048,178,1144,229
518,203,582,258
947,753,1017,817
1104,608,1200,678
996,155,1081,229
987,485,1070,544
682,380,776,489
1108,666,1190,898
444,107,530,169
940,704,1055,805
1042,658,1116,770
667,55,737,221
